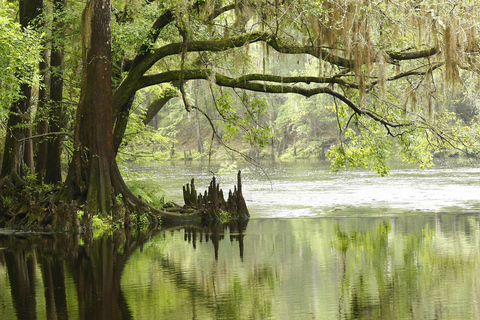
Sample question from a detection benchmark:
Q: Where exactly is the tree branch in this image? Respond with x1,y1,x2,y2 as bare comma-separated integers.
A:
130,9,175,70
206,4,236,21
142,92,178,126
131,1,234,71
367,62,444,91
142,32,439,77
139,69,413,129
16,131,73,143
139,69,355,89
387,48,438,61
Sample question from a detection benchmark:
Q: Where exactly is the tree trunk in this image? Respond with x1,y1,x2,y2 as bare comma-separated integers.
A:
62,0,153,220
35,48,50,183
24,127,35,174
62,0,117,214
194,81,203,153
44,0,66,184
1,83,30,180
1,0,43,181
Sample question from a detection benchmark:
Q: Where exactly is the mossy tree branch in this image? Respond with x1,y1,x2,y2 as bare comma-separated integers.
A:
138,69,413,129
114,30,439,120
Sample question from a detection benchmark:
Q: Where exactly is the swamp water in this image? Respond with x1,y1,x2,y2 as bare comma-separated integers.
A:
1,160,480,319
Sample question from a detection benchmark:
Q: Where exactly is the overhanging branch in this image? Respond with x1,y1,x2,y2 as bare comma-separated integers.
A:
367,62,444,91
121,30,440,117
143,32,439,77
387,48,438,61
139,69,355,89
139,69,413,129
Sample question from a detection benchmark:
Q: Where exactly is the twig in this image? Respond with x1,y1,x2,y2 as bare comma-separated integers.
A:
16,131,73,143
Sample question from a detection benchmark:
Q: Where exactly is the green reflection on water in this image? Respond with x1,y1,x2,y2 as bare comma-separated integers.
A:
121,215,480,319
122,222,275,320
1,215,480,319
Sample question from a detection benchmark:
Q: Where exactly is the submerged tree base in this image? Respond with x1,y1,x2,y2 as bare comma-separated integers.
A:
160,170,250,224
0,171,250,232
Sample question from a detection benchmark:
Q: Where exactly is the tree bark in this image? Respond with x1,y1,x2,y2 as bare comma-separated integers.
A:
62,0,118,214
44,0,66,184
194,81,203,153
1,0,43,180
35,48,50,184
61,0,157,221
1,83,30,180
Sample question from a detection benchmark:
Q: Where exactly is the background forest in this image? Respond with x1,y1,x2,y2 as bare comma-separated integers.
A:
1,0,480,226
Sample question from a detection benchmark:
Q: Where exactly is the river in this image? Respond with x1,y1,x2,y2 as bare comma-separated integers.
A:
1,160,480,319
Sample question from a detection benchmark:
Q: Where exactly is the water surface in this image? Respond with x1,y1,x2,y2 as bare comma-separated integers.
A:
1,160,480,319
129,159,480,216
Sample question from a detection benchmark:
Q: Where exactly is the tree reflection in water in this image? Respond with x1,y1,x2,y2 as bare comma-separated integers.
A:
332,219,480,320
183,219,248,259
2,217,480,319
0,220,249,319
122,219,276,320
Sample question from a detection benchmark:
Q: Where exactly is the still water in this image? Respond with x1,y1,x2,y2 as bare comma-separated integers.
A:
1,160,480,319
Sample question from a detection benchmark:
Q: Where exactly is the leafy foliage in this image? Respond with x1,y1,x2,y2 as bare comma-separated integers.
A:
3,0,480,226
104,0,480,172
118,87,172,162
0,1,42,112
124,174,165,209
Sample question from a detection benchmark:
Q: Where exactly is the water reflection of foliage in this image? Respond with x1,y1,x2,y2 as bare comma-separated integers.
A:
0,222,264,319
332,219,479,320
122,220,276,319
0,228,159,319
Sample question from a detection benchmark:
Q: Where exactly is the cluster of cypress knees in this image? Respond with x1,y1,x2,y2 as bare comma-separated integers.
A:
179,170,250,221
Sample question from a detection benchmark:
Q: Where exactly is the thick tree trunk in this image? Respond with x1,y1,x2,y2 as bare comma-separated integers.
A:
63,0,116,214
62,0,155,221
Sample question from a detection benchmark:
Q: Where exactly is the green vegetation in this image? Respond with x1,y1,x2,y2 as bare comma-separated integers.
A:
0,0,42,111
124,175,166,209
3,216,479,319
1,0,480,229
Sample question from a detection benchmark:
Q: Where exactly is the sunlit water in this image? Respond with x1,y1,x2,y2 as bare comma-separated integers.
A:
1,160,480,319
